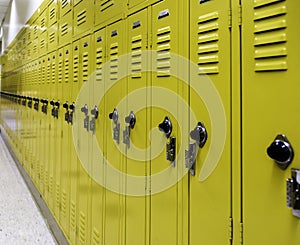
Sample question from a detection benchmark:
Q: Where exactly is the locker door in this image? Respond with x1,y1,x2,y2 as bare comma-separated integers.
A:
94,0,126,26
104,20,126,245
49,51,58,214
70,39,80,245
125,9,149,245
242,1,300,244
39,56,47,198
151,1,182,244
76,34,93,245
60,44,72,238
59,11,73,46
189,1,232,244
73,0,93,37
90,27,106,245
59,0,72,18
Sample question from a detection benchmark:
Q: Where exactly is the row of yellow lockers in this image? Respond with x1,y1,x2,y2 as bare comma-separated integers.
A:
1,0,167,70
2,0,300,245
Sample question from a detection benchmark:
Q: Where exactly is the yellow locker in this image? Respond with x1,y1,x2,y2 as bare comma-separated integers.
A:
70,39,80,245
59,11,73,46
53,48,64,221
104,20,126,245
73,0,93,37
90,27,106,245
242,0,300,244
150,1,183,244
39,56,47,196
59,44,72,239
125,9,149,245
47,51,58,213
59,0,72,18
76,34,93,245
94,0,126,26
188,0,232,244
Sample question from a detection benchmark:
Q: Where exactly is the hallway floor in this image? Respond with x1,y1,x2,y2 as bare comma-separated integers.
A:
0,135,57,244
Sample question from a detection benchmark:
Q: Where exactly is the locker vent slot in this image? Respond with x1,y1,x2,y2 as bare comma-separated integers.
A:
156,26,171,77
61,190,67,217
92,227,101,245
77,10,87,26
50,8,56,22
27,30,31,41
70,201,76,231
33,25,38,36
100,0,114,12
40,164,44,184
49,32,56,44
45,171,49,191
79,211,86,244
41,17,46,32
61,23,69,37
49,175,53,196
56,183,60,209
253,0,287,71
58,60,63,83
73,55,79,82
82,52,89,82
197,11,220,74
96,48,104,82
110,43,119,81
47,62,51,83
33,43,37,56
131,35,143,78
52,61,56,83
65,58,69,82
40,39,46,50
62,0,69,8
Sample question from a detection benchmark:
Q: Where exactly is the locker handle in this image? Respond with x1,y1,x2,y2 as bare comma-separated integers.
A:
97,36,102,42
109,108,119,123
111,30,118,37
50,99,55,106
55,100,60,108
267,134,294,170
69,102,75,111
158,116,172,138
91,106,99,119
190,122,207,148
81,104,88,116
125,111,136,129
63,101,69,110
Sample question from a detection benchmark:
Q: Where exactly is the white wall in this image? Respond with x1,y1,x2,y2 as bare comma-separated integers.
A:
1,0,44,53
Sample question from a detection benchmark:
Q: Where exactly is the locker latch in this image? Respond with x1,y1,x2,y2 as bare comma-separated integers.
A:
166,136,176,167
185,142,197,176
33,98,39,111
90,105,99,134
50,100,60,119
123,111,136,149
109,108,120,144
185,122,208,175
286,168,300,218
81,104,89,131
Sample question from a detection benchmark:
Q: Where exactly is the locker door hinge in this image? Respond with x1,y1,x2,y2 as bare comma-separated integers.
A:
238,5,242,26
240,222,244,244
228,9,232,28
229,217,233,241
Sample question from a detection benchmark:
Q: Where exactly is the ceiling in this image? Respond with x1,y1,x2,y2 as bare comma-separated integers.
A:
0,0,11,26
